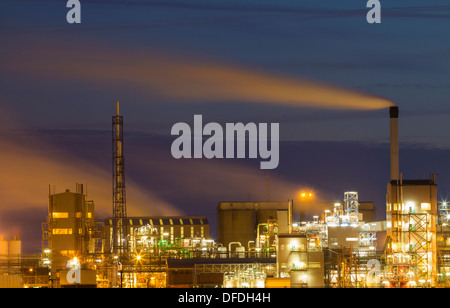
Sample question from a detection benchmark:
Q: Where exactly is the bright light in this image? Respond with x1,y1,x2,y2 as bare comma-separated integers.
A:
256,279,265,288
136,255,141,261
406,201,415,212
299,191,314,199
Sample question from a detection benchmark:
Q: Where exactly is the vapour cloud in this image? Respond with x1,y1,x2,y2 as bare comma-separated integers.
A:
2,37,395,111
0,103,181,228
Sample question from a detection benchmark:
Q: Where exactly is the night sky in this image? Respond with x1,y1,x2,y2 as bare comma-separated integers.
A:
1,0,450,253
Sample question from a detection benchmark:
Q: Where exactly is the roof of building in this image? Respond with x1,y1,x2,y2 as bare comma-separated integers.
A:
103,216,209,227
389,179,437,186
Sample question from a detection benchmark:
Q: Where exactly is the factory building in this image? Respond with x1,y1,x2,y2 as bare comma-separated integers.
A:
40,184,102,287
0,104,437,288
383,107,439,287
217,201,293,254
385,177,438,286
103,216,210,254
42,184,99,270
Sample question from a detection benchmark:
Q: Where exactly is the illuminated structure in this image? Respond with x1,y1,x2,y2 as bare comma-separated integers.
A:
385,106,437,287
385,177,438,287
104,216,210,253
112,101,127,256
40,184,102,288
217,201,293,255
344,191,359,226
437,201,450,285
13,104,446,288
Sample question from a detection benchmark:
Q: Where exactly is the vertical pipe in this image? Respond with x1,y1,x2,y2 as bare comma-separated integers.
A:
288,199,293,233
389,106,399,182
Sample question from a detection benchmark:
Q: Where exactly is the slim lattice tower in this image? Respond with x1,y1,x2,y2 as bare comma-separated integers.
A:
344,191,359,225
112,101,127,255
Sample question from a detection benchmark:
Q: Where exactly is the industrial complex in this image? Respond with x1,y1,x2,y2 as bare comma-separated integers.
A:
1,103,449,288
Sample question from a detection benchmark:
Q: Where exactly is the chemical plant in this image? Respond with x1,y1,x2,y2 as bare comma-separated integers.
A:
1,104,449,288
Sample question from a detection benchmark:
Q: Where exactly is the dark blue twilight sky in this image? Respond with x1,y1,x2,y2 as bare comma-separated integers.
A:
0,0,450,252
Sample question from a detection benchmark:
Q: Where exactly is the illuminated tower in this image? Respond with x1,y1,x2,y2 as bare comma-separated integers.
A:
344,191,359,226
385,106,437,287
112,101,127,256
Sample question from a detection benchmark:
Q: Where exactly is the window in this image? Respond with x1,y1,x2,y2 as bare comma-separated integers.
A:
346,238,359,242
52,228,73,235
60,250,75,256
52,212,68,219
421,203,431,211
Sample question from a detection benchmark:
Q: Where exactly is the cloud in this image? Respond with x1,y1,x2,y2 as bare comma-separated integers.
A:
1,36,394,111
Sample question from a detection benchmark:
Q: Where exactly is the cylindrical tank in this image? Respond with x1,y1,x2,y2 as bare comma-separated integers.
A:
236,246,245,258
0,238,8,259
218,246,227,259
8,237,22,257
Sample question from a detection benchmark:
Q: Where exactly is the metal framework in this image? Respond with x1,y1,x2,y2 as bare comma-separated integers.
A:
389,211,433,284
344,191,359,225
112,101,127,256
193,262,275,287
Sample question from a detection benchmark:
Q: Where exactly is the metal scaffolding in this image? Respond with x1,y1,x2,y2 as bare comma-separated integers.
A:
112,101,127,256
344,191,359,225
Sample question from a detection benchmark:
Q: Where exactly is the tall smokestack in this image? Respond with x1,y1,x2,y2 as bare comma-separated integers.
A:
389,106,399,181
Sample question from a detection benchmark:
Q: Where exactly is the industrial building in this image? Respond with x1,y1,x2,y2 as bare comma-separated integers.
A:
42,184,98,269
217,201,293,255
103,216,210,253
3,103,450,288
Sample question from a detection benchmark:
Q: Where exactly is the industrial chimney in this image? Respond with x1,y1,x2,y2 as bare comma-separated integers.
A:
389,106,399,182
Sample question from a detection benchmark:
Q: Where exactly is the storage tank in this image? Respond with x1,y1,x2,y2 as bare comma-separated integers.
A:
235,246,246,258
8,236,22,258
217,202,255,252
218,246,228,259
0,236,8,260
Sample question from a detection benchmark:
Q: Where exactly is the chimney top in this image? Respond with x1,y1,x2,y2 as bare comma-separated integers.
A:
389,106,399,118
